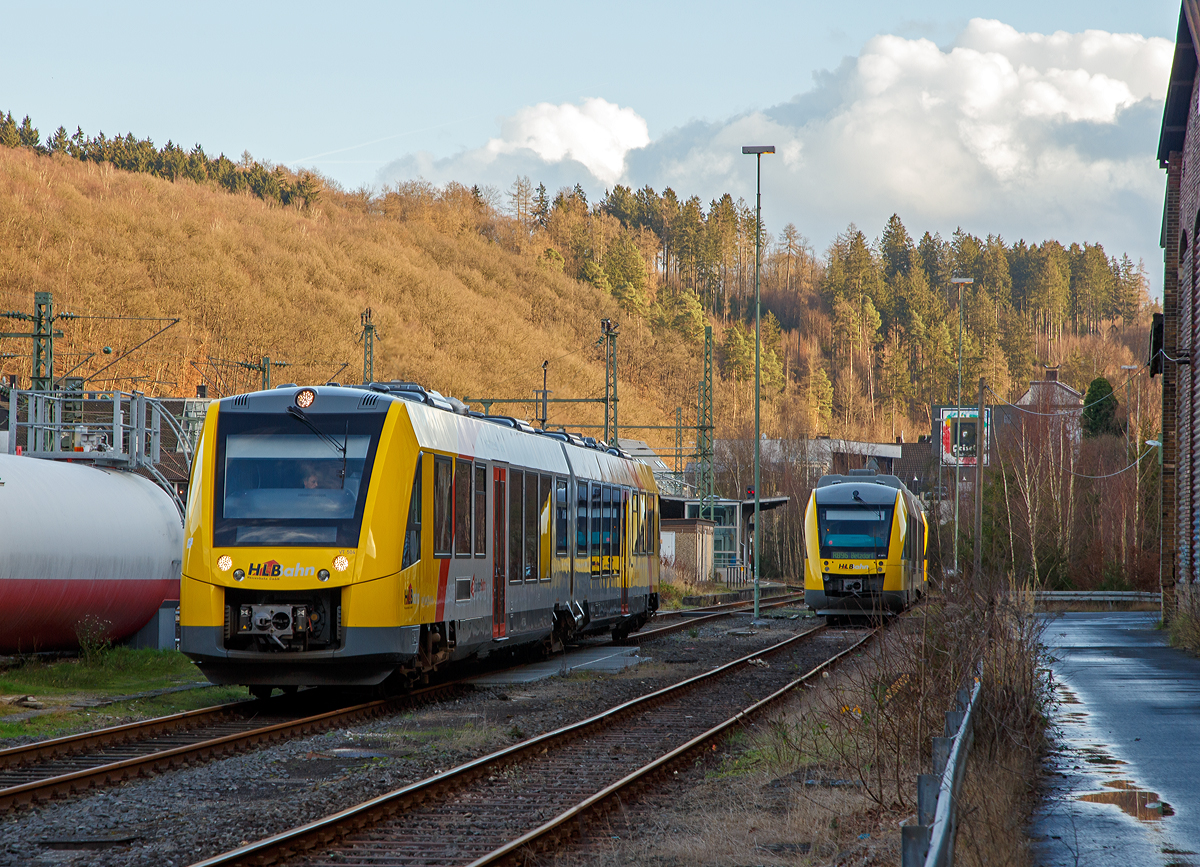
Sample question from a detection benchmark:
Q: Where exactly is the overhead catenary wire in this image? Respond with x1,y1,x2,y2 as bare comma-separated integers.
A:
1063,447,1157,480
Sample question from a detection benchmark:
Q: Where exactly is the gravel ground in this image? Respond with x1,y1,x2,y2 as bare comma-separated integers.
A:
0,609,827,867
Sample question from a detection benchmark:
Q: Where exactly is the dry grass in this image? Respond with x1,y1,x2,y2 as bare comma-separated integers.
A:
1168,588,1200,653
557,585,1049,866
0,148,698,447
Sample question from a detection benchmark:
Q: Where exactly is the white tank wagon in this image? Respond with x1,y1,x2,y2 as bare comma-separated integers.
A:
0,453,183,652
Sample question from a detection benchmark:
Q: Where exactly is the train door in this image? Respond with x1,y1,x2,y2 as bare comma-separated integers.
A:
492,467,506,638
620,488,630,615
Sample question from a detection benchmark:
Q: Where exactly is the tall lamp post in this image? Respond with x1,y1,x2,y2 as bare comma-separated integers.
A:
950,276,973,582
742,144,775,621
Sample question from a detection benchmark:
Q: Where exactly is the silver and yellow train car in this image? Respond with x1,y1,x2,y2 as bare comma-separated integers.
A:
802,470,927,622
180,383,660,693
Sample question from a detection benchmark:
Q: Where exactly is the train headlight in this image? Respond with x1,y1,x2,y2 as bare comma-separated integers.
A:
295,388,316,409
317,569,331,582
333,555,349,572
217,555,233,572
233,569,246,581
877,561,885,572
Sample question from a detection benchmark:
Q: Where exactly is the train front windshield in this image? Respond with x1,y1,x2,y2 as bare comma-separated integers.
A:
213,412,387,547
817,505,894,560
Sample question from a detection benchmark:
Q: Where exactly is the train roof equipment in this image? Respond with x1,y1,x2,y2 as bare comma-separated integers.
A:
214,383,635,460
814,470,920,508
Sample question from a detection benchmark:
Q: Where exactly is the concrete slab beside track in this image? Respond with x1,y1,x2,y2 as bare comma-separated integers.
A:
466,646,648,685
1031,612,1200,866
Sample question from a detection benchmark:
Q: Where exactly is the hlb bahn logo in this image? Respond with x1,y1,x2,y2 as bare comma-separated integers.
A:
248,560,315,578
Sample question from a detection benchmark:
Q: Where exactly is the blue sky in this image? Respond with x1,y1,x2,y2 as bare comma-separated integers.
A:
2,1,1182,292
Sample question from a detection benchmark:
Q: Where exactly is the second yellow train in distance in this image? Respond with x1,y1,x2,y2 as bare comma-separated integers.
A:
803,470,928,624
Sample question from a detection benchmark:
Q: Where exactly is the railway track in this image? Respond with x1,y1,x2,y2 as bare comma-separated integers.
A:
625,592,807,643
0,685,460,812
0,594,809,816
651,590,803,620
191,624,872,867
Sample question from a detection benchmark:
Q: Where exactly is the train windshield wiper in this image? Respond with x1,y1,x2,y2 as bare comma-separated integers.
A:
286,406,348,488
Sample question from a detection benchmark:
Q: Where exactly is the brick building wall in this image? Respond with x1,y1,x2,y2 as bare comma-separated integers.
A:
1159,5,1200,617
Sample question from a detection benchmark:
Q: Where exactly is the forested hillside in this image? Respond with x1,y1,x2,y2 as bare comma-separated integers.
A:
0,112,1157,451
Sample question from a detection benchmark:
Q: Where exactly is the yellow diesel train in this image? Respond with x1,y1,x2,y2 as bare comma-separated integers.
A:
180,383,660,694
803,470,928,623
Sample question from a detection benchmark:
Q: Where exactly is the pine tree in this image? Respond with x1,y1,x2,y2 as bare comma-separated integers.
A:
0,112,19,149
533,183,550,228
1082,377,1120,438
47,126,70,155
17,115,41,151
808,366,833,430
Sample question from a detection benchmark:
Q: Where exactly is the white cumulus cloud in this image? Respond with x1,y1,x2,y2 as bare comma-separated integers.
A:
484,98,648,186
379,19,1173,289
623,18,1172,287
378,98,648,190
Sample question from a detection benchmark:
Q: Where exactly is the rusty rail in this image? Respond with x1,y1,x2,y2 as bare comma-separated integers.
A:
189,623,877,867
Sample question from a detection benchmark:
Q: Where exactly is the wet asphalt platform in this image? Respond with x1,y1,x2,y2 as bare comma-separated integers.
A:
1031,612,1200,866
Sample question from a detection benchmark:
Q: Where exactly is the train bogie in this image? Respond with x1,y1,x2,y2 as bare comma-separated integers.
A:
180,385,660,688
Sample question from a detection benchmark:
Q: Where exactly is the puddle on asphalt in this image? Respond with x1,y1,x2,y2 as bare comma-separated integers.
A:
1049,683,1176,830
1078,779,1174,821
1056,684,1082,705
1079,745,1127,766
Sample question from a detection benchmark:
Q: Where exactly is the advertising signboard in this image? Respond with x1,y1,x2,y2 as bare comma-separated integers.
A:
939,407,990,467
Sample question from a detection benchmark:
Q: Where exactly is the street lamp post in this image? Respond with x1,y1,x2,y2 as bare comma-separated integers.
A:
742,144,775,621
950,276,973,582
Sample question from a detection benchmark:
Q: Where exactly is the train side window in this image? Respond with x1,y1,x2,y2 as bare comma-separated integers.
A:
401,455,422,569
620,488,629,559
636,492,646,554
577,481,589,559
433,455,453,557
591,483,602,577
649,495,658,553
540,474,552,581
555,478,568,557
508,469,523,584
454,458,472,558
630,492,638,554
474,464,487,558
524,471,539,582
602,485,613,577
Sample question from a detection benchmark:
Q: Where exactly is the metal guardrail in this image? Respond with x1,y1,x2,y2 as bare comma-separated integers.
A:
1034,591,1161,603
902,674,982,867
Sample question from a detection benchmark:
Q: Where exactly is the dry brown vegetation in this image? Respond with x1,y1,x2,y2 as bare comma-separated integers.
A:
0,148,698,445
560,587,1048,866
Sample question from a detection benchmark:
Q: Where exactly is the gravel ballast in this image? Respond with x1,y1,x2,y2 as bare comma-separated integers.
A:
0,611,836,867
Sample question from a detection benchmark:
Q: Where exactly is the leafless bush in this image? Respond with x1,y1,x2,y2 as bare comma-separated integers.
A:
760,581,1049,824
74,615,114,665
1169,587,1200,652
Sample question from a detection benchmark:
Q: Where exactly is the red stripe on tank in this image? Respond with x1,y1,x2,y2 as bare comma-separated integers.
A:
0,579,177,653
435,559,450,622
